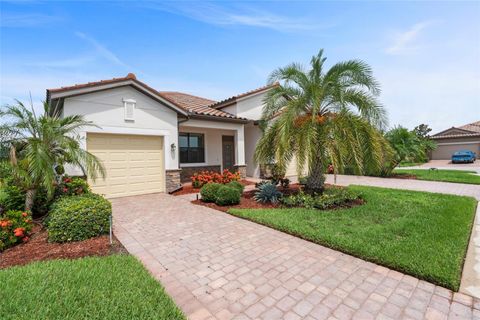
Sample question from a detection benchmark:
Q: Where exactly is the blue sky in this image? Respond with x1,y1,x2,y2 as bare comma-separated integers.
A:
1,1,479,132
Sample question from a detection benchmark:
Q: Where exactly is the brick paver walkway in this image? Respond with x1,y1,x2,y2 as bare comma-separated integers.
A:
325,174,480,200
112,193,480,319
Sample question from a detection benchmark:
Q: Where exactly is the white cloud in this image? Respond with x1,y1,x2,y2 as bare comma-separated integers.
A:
139,2,332,32
386,21,435,55
377,68,480,133
0,12,63,28
75,32,130,68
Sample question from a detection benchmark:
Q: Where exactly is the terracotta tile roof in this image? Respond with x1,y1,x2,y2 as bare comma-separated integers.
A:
47,73,247,121
209,83,279,109
48,73,138,93
459,121,480,133
158,92,244,120
432,120,480,139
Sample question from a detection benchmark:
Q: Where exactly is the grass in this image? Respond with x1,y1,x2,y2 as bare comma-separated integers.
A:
394,169,480,185
0,254,185,320
229,186,478,290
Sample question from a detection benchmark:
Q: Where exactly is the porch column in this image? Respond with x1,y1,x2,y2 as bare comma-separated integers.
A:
234,125,247,178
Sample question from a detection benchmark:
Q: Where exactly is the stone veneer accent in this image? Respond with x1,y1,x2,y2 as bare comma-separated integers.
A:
180,165,221,183
234,165,247,179
165,169,182,193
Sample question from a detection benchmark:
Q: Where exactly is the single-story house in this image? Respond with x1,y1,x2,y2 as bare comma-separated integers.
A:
47,73,297,198
430,121,480,160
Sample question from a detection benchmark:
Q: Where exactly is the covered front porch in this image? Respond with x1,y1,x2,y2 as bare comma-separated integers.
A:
178,119,246,182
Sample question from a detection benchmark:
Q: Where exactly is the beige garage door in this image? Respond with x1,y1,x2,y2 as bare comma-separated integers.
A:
432,143,480,160
87,133,165,198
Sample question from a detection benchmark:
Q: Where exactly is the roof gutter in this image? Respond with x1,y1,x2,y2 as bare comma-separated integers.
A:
188,113,250,124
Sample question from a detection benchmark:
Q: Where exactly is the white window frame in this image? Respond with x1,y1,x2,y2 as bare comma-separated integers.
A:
123,98,136,121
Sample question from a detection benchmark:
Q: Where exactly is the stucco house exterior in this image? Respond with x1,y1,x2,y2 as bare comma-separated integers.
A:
47,73,293,198
430,121,480,160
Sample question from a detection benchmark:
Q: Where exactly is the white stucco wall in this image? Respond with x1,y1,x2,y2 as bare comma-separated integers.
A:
244,122,262,177
62,86,179,172
234,92,266,120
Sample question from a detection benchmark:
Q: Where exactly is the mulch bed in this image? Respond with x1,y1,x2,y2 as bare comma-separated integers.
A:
172,179,255,196
192,183,300,212
0,222,126,269
192,183,365,212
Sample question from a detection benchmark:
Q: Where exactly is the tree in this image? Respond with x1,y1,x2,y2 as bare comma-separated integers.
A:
413,124,432,138
385,126,423,164
0,101,105,211
255,49,390,193
386,125,437,164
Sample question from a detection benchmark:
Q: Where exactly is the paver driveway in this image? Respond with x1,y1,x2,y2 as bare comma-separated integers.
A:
112,193,480,319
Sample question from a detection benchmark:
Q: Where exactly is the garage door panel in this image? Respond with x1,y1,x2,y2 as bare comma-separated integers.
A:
432,143,480,160
87,133,165,198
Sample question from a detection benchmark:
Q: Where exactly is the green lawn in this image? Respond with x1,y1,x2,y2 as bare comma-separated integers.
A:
229,186,478,290
0,255,185,320
394,169,480,185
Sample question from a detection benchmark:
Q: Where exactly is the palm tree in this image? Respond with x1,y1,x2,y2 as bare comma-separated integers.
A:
255,49,390,193
0,100,105,211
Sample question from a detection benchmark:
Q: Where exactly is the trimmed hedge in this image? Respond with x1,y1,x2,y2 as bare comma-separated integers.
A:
48,194,111,243
226,181,244,193
215,186,241,206
200,183,222,202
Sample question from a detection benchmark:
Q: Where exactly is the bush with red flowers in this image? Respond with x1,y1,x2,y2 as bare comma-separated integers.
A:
191,169,241,188
55,176,91,197
0,210,33,251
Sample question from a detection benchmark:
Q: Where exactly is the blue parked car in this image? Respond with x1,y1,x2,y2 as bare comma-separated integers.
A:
451,150,477,163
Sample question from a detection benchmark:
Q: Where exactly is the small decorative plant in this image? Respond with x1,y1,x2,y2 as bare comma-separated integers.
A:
254,182,282,204
191,169,241,188
200,183,222,202
281,187,360,210
0,210,33,251
226,181,244,193
55,176,90,197
215,185,241,206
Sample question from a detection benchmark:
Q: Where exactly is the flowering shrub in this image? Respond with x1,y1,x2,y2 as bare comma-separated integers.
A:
55,176,90,197
191,169,241,188
0,210,33,251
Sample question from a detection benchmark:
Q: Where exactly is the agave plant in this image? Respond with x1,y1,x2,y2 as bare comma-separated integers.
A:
254,182,282,204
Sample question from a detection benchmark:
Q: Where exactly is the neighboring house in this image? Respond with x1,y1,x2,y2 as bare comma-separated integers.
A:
47,73,292,198
430,121,480,160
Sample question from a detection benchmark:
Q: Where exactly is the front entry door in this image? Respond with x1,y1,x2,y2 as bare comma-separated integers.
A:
222,136,235,172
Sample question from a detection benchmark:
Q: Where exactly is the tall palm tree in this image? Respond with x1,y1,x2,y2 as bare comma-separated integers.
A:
0,100,105,211
255,49,391,193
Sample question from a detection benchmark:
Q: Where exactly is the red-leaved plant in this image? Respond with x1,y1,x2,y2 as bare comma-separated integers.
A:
191,169,241,188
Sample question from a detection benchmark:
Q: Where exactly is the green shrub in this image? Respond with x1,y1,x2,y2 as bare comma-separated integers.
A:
254,182,282,204
226,181,244,193
0,210,33,251
200,183,222,202
281,187,361,209
0,184,25,212
48,194,111,243
215,186,241,206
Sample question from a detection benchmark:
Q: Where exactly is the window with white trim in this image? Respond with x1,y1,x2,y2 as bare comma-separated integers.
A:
123,98,136,121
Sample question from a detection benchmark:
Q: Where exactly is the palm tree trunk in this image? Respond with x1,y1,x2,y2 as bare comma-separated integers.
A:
25,188,37,212
305,152,325,194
